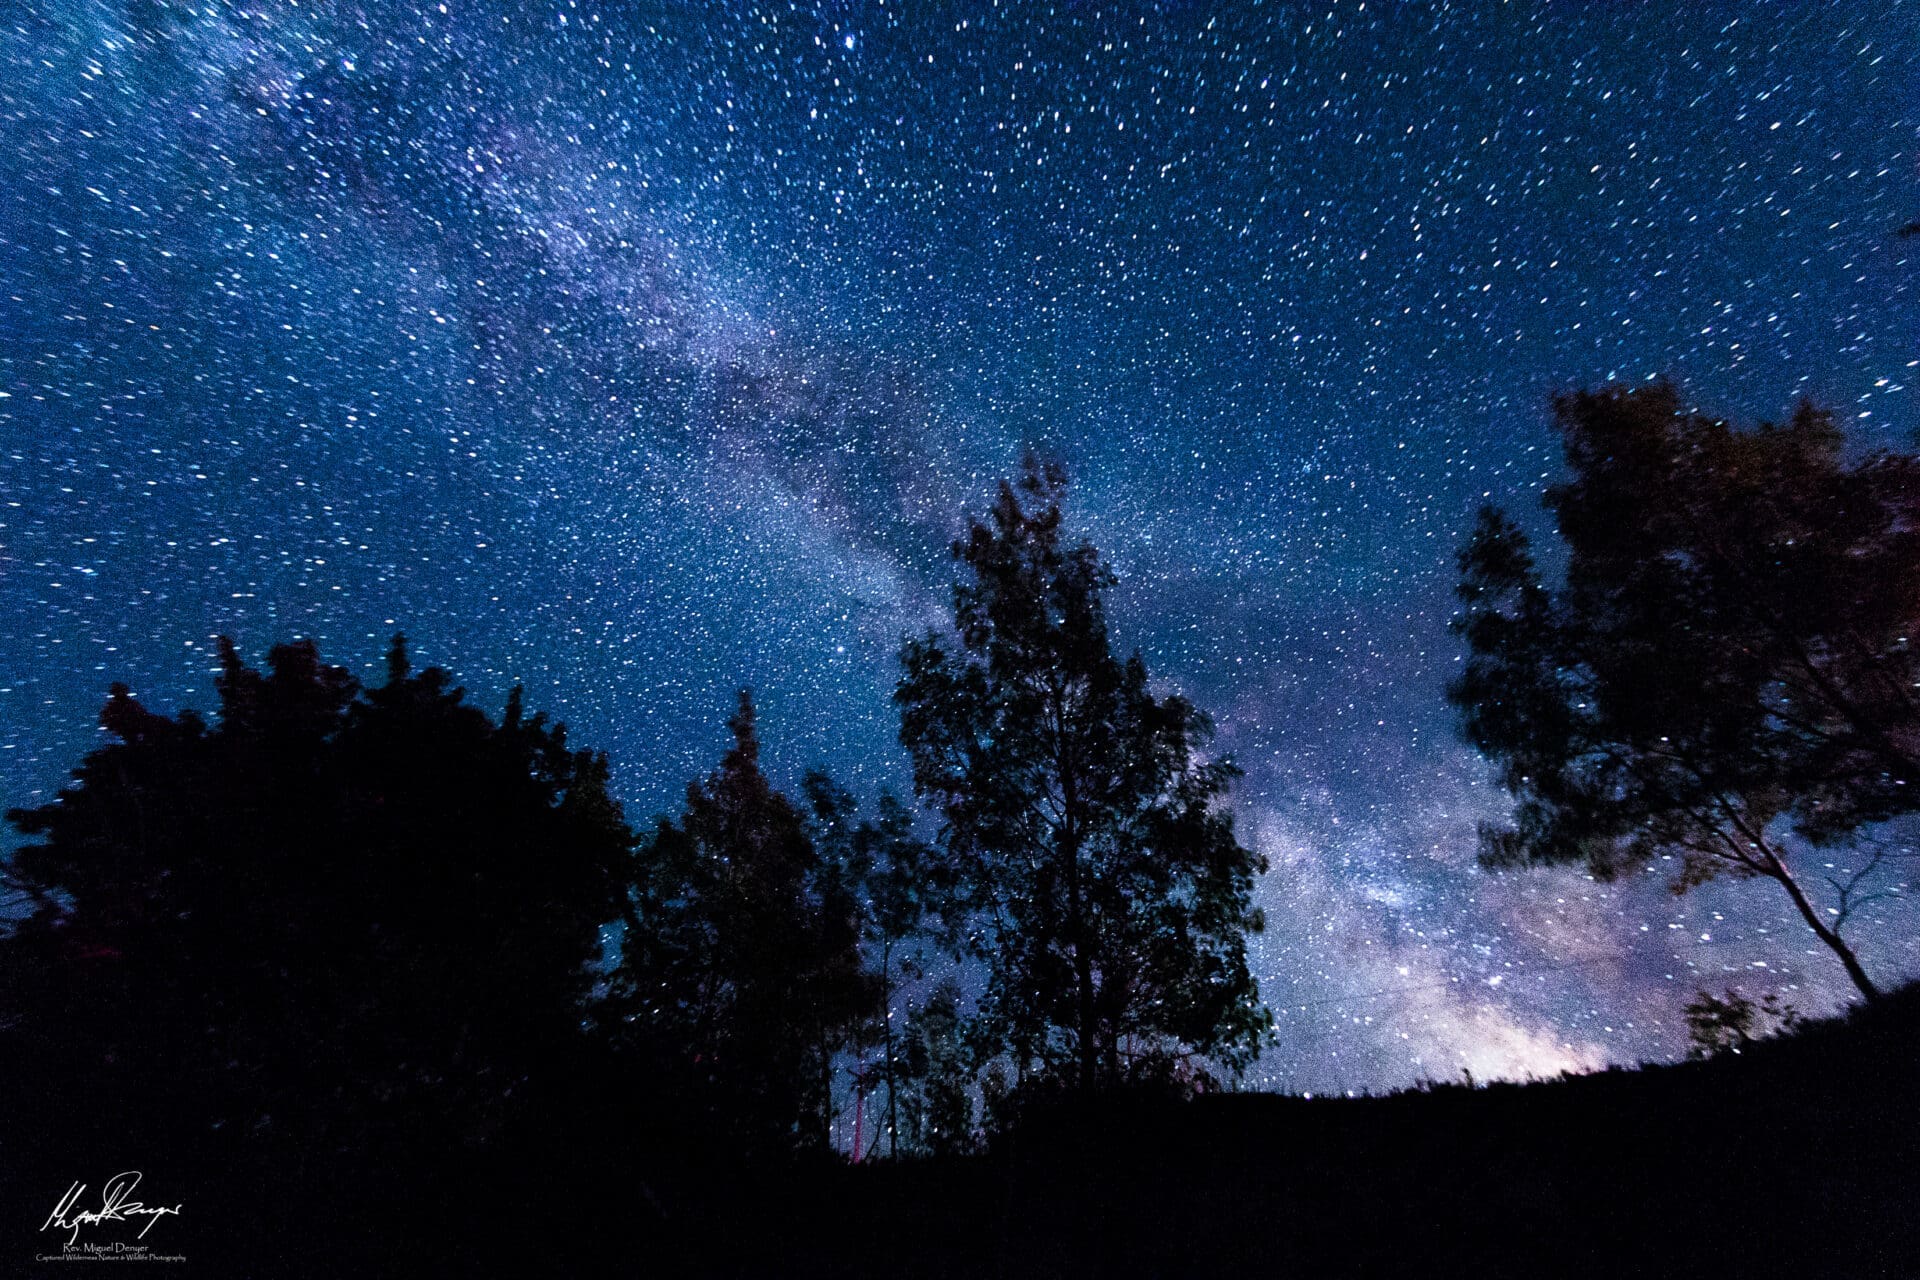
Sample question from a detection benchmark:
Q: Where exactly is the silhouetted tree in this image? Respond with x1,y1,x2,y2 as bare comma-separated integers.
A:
1683,987,1804,1059
897,457,1272,1097
1452,384,1920,1001
609,691,873,1156
895,979,982,1157
804,775,955,1157
0,635,631,1145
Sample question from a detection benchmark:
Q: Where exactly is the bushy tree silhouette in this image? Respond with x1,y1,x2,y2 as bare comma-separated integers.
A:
897,457,1271,1097
608,691,874,1156
1452,384,1920,1001
1683,987,1804,1059
0,635,631,1146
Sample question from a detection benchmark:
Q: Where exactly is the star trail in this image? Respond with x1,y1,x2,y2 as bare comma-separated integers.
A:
3,0,1917,1092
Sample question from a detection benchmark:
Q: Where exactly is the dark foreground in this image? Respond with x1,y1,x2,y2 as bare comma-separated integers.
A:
6,987,1915,1277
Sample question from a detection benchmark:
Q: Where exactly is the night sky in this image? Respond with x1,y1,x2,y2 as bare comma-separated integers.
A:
4,0,1918,1094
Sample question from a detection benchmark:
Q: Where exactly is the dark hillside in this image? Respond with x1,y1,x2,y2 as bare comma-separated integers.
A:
748,982,1918,1278
8,984,1909,1277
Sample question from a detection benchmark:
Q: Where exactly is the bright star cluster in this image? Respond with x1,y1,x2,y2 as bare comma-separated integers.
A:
3,0,1917,1092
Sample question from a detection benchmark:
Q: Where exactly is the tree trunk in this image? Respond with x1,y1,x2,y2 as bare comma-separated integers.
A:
822,1048,835,1150
1076,944,1097,1094
1056,687,1097,1095
1719,807,1882,1003
1063,823,1096,1095
882,937,898,1158
1757,841,1881,1003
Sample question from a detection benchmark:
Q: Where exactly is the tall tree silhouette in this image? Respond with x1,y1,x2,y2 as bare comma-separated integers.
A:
0,635,631,1143
610,691,873,1155
1451,384,1920,1001
897,457,1271,1096
804,775,955,1156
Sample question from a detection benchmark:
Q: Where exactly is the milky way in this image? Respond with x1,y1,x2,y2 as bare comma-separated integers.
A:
4,0,1918,1092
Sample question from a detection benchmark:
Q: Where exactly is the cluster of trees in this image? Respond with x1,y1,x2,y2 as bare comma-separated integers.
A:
1453,383,1920,1003
1,636,631,1148
0,460,1270,1159
7,384,1913,1164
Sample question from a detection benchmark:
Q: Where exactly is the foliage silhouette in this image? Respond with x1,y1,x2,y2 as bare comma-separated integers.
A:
1451,383,1920,1000
803,772,958,1157
1683,986,1804,1059
894,977,985,1157
897,456,1272,1096
1,635,631,1146
0,552,1911,1277
605,690,875,1157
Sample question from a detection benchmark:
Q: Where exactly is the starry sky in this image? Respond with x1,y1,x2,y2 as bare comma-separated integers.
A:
4,0,1918,1094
